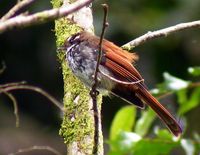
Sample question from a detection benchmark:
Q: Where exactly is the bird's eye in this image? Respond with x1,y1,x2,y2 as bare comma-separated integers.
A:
67,33,81,44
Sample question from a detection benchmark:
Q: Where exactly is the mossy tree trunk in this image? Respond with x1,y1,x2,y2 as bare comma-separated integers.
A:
51,0,103,154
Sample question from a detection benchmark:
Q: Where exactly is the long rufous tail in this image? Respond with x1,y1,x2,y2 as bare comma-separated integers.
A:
111,84,182,137
136,86,182,137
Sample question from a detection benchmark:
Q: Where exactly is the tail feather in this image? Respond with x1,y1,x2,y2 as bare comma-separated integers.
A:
137,86,182,137
111,85,145,109
111,83,182,136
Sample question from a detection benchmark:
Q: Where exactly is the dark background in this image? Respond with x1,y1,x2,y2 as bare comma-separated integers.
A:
0,0,200,154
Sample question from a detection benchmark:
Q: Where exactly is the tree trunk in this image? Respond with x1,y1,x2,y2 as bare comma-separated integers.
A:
51,0,103,154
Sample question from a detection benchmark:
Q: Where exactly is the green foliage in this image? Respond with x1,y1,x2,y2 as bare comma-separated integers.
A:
181,139,195,155
161,72,190,91
108,67,200,155
110,106,136,140
132,139,178,155
155,128,173,140
188,67,200,76
108,131,142,155
178,87,200,115
134,108,156,137
108,131,179,155
151,72,190,96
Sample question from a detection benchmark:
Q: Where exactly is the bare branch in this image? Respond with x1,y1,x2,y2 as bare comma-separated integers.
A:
1,84,64,112
0,0,35,21
0,82,64,127
154,81,200,100
122,20,200,50
92,4,109,89
0,81,26,88
1,91,19,127
90,4,109,155
8,145,62,155
0,61,6,74
0,0,94,33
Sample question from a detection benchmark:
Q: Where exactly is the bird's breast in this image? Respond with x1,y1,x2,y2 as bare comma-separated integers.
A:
66,42,115,93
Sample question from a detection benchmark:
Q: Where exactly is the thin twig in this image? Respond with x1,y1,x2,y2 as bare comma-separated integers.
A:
92,7,109,87
8,145,62,155
152,81,200,100
0,0,35,21
0,0,94,33
188,81,200,88
0,83,64,127
0,61,6,74
0,81,26,88
1,84,64,112
122,20,200,50
90,4,109,155
1,91,19,127
156,91,174,100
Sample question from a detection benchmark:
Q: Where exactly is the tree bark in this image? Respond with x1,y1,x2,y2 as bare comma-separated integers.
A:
51,0,103,154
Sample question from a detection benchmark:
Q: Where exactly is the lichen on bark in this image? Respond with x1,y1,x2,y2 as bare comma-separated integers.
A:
51,0,103,154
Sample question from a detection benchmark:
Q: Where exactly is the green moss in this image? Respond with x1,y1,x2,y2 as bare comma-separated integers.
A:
51,0,63,8
55,19,82,47
122,44,134,51
58,55,93,146
52,0,97,152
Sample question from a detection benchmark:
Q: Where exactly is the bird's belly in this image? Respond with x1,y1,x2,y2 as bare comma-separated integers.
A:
67,54,115,93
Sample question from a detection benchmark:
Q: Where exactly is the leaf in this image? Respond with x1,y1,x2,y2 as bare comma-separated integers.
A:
162,72,190,91
151,72,190,97
193,133,200,154
108,131,179,155
177,89,188,105
181,139,195,155
194,132,200,142
110,106,136,140
154,128,173,140
188,66,200,76
178,87,200,115
134,108,156,137
133,138,179,155
108,131,141,155
150,88,163,97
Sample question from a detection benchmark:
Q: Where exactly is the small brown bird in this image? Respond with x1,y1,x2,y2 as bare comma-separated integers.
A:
63,31,182,137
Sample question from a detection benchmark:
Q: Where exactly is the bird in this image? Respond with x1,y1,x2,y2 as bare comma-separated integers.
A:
62,31,182,137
